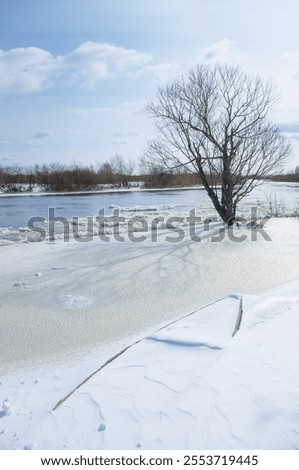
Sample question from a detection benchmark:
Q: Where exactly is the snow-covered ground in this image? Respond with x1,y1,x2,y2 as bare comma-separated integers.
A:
1,218,299,371
0,183,199,197
0,278,299,450
1,196,299,449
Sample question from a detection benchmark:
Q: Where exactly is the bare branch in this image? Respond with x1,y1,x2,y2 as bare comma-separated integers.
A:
145,63,291,225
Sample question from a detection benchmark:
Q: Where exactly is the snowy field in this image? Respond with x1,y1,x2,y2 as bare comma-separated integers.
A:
0,185,299,450
0,278,299,449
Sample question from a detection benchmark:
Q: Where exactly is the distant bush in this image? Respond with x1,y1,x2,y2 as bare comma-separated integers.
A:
270,166,299,182
35,163,99,192
0,165,26,193
0,153,211,193
0,156,136,193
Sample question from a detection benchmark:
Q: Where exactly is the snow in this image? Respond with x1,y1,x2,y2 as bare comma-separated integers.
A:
0,399,12,418
58,294,94,310
0,184,202,197
0,201,299,449
1,218,299,371
0,280,299,449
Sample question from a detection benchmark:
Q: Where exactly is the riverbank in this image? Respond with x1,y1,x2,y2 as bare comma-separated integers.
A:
0,185,204,197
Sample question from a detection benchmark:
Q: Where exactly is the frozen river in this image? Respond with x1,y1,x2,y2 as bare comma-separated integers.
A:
1,217,299,372
0,181,299,229
0,187,207,228
0,182,299,372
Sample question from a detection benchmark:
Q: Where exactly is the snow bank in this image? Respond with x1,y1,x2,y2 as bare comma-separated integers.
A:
0,281,299,450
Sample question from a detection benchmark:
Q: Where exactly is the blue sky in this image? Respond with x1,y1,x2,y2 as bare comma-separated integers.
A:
0,0,299,170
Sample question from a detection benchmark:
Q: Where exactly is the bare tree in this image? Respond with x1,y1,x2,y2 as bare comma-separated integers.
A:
110,154,135,187
146,64,291,225
0,165,24,192
139,156,176,188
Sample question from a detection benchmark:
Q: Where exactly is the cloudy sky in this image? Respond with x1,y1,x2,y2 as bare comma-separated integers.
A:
0,0,299,170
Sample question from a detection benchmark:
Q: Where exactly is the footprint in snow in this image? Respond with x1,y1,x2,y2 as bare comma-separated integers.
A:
59,295,93,310
0,399,12,418
24,443,35,450
13,280,30,289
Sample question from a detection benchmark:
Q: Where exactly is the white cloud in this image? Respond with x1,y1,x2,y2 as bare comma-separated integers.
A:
34,130,53,139
269,52,299,123
133,62,180,83
68,101,146,118
0,47,60,94
279,123,299,133
111,130,140,145
111,131,139,138
60,130,104,139
0,152,19,162
112,138,132,145
200,39,246,64
62,42,155,88
0,42,178,94
281,52,299,66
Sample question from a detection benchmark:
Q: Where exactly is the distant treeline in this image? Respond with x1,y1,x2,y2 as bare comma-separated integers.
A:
0,156,135,193
0,157,299,193
269,166,299,182
0,156,201,192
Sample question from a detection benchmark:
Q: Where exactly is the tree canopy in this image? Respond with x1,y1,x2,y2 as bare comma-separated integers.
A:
146,64,291,225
